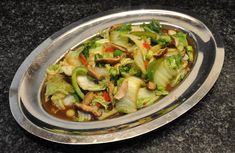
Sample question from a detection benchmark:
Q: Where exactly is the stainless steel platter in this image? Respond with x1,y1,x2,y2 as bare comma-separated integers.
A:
9,8,224,144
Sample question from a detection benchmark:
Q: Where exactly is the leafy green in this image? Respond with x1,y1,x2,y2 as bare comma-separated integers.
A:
47,64,63,75
147,59,162,81
130,31,159,39
145,50,154,60
71,66,87,99
147,58,178,88
82,46,90,58
141,19,161,34
92,96,108,110
137,88,159,109
110,30,130,48
113,50,123,57
174,32,188,46
117,78,125,87
119,65,131,75
82,37,101,58
158,35,171,46
76,75,106,91
51,93,66,110
116,77,143,113
122,34,147,56
186,45,194,62
115,24,132,32
106,64,120,77
171,69,188,87
45,75,74,100
129,65,142,77
133,47,146,74
74,110,92,122
166,54,182,69
155,86,169,96
64,47,83,66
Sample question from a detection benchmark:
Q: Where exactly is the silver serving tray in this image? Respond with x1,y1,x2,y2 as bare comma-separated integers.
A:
9,8,224,144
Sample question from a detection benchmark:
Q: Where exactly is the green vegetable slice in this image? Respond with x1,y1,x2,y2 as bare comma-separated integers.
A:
51,93,66,110
113,50,123,57
76,76,106,91
122,34,147,56
47,64,63,75
141,19,161,34
110,31,129,48
186,45,194,62
133,47,146,74
147,57,179,89
137,88,159,109
45,74,74,101
74,110,92,122
116,77,144,113
71,66,87,99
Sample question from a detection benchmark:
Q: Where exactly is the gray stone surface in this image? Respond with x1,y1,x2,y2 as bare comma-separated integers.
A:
0,0,234,153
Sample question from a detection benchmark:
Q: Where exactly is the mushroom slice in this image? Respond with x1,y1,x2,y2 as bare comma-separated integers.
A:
87,65,105,80
114,79,128,100
83,92,94,105
107,81,114,102
75,103,101,117
96,57,121,65
153,48,167,58
110,43,128,52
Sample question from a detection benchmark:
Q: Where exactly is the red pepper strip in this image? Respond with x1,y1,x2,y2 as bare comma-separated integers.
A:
144,60,149,70
96,102,101,108
79,53,87,66
143,42,151,49
103,91,111,102
105,46,115,52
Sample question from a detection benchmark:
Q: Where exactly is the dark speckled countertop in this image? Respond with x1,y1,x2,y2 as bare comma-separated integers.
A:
0,0,234,153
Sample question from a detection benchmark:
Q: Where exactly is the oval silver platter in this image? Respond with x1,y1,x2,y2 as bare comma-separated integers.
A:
9,8,224,144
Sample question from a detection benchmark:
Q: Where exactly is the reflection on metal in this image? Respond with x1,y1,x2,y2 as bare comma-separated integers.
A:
9,8,224,144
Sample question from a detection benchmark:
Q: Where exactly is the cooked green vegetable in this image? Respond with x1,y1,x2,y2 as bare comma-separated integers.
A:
71,66,87,99
113,50,123,57
43,19,194,122
74,110,92,122
186,45,194,62
47,64,63,75
116,77,144,113
133,47,146,74
137,88,159,108
45,75,74,100
122,34,147,56
76,76,106,91
141,19,161,34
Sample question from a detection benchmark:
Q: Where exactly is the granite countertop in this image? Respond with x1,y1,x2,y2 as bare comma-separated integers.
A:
0,0,234,153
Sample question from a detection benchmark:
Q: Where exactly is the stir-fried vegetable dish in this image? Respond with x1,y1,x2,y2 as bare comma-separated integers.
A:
42,19,194,121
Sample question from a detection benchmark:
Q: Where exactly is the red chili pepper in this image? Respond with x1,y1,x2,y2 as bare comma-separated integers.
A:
79,53,87,66
96,102,101,108
143,42,151,49
144,60,149,69
105,46,115,52
103,91,111,102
